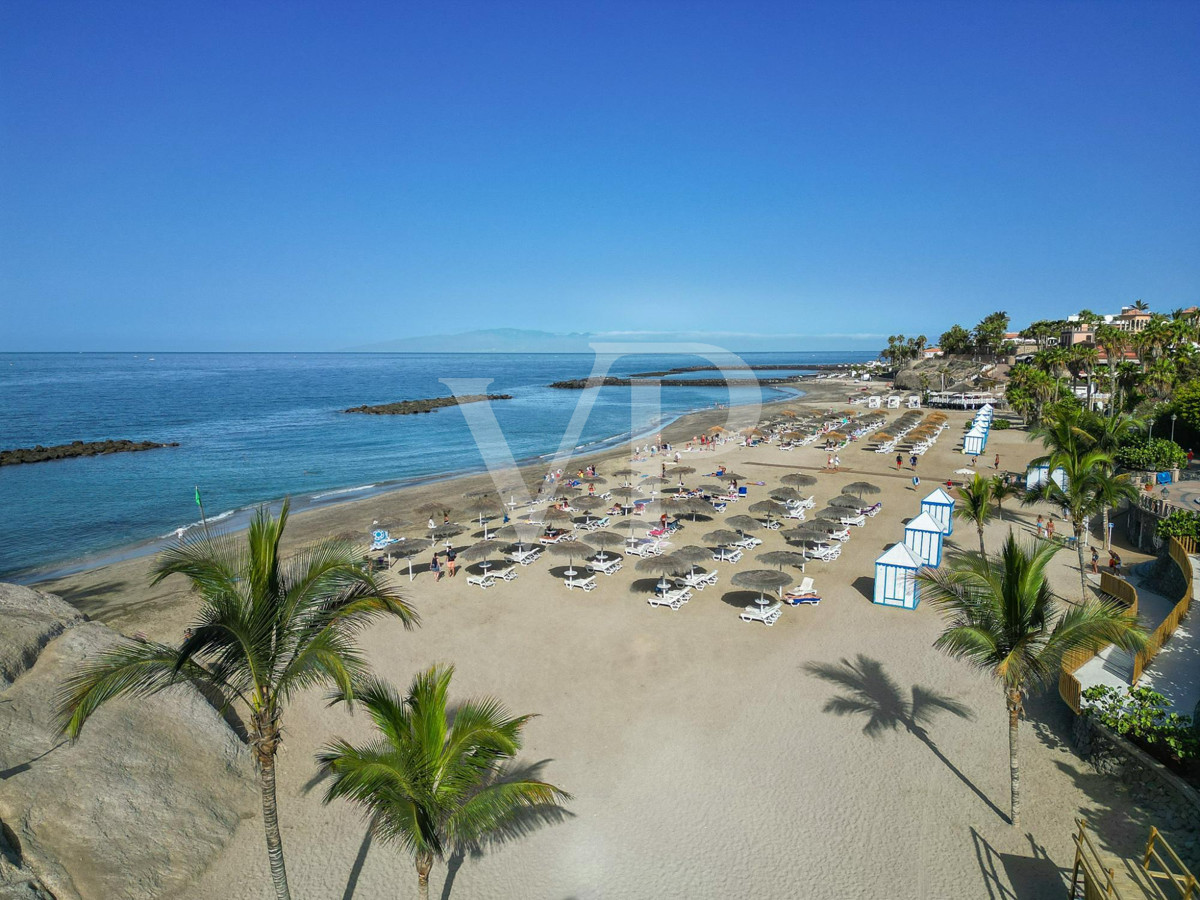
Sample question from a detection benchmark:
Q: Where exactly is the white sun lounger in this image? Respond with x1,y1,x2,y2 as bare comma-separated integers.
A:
782,577,820,606
826,527,851,542
648,587,691,610
467,574,496,589
712,547,743,563
784,508,806,521
587,557,623,576
509,547,542,566
740,602,782,625
675,570,717,590
564,575,597,591
808,545,841,561
491,565,518,581
840,514,867,528
539,532,572,545
733,536,763,549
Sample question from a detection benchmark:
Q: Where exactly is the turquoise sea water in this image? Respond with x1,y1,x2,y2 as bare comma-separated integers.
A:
0,351,874,578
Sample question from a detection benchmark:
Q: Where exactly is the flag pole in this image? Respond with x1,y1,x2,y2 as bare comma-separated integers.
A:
195,486,210,539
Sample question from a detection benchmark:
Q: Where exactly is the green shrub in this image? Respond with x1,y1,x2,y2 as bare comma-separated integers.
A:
1115,437,1187,472
990,418,1010,430
1156,508,1200,542
1082,684,1199,761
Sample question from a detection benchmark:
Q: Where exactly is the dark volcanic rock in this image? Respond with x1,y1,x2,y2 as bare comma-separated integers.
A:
0,440,178,467
343,394,512,415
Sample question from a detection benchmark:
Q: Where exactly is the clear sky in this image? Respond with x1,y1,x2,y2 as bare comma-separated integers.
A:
2,1,1198,351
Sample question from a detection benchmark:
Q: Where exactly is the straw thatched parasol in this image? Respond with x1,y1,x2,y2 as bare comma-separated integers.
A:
843,481,881,499
641,475,668,488
731,569,791,606
782,526,826,545
716,471,745,482
635,553,687,591
429,523,464,541
748,500,780,518
703,528,741,549
462,495,501,527
769,487,802,503
458,539,507,570
672,544,713,576
827,495,864,509
724,515,761,536
757,550,808,572
780,473,818,488
492,523,542,553
587,530,626,562
811,508,844,522
668,464,696,484
547,539,595,577
414,500,457,520
673,496,715,521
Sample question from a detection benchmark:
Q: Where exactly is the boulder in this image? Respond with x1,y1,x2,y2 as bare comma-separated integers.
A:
0,584,84,689
0,585,256,900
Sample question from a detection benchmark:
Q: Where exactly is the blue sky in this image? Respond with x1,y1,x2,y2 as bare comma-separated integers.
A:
2,1,1198,351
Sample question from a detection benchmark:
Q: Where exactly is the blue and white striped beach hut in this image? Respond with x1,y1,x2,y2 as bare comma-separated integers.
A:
921,487,955,536
904,511,945,567
962,426,988,457
1025,463,1069,491
873,542,924,609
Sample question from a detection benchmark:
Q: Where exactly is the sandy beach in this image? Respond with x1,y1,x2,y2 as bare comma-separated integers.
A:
36,381,1169,900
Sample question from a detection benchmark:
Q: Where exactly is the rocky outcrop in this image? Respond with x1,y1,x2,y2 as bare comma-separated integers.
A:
0,441,179,467
892,357,1008,393
344,394,512,414
0,584,256,900
548,376,804,389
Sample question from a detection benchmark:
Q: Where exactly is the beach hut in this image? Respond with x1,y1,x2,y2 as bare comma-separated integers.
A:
1026,463,1069,491
962,427,987,457
921,487,955,536
904,511,944,567
873,542,923,609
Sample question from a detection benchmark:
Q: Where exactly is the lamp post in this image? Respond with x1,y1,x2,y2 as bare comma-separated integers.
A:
1171,413,1177,443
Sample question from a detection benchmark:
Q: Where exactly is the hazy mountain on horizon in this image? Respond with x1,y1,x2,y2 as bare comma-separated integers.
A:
347,328,884,354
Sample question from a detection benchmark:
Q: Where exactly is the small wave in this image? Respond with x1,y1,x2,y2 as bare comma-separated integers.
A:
312,484,378,500
162,509,236,537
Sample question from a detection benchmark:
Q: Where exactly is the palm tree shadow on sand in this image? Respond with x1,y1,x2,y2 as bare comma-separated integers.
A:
804,654,1008,822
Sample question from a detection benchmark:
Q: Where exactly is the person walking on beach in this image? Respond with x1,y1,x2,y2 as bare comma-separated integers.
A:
909,453,917,469
429,553,441,582
896,453,903,471
833,453,841,470
994,453,1000,470
1036,515,1045,539
1090,546,1100,574
1108,549,1121,576
445,546,457,577
1046,519,1055,542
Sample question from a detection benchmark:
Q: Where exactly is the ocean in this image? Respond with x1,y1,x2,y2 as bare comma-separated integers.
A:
0,351,875,578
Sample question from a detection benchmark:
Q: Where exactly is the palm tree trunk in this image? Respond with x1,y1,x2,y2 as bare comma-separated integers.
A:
1075,521,1089,599
978,524,986,559
1007,690,1021,827
417,853,433,900
257,744,292,900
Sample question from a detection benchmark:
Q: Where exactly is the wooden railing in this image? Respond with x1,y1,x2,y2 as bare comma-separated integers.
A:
1143,825,1199,899
1070,818,1197,900
1132,536,1196,683
1058,573,1139,715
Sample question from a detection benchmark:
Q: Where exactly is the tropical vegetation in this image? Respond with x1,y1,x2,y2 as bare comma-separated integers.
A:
317,665,570,900
1081,684,1199,764
919,534,1146,827
56,502,419,900
955,474,993,557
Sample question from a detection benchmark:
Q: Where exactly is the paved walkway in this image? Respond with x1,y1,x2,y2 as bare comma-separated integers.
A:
1074,556,1200,715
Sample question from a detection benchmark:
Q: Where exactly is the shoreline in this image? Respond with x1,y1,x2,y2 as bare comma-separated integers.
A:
14,381,860,585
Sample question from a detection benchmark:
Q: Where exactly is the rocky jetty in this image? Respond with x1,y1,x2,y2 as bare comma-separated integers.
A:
343,394,512,415
0,583,256,900
626,363,859,377
548,376,805,389
0,440,179,467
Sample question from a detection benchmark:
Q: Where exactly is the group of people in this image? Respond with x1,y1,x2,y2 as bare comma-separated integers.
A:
429,545,458,582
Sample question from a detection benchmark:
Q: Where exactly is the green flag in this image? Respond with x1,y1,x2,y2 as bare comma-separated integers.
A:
194,486,202,508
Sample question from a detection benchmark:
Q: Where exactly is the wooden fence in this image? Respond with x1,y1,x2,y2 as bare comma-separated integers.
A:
1058,573,1140,714
1132,536,1196,683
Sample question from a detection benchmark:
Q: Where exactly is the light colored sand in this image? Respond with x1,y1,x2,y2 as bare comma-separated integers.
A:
37,392,1174,899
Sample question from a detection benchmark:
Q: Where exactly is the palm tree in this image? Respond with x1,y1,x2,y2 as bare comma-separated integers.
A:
317,665,570,900
918,534,1145,826
1132,298,1149,311
955,474,993,558
1024,448,1140,599
1093,324,1127,416
57,502,418,900
990,476,1019,524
